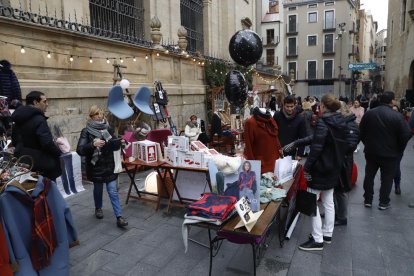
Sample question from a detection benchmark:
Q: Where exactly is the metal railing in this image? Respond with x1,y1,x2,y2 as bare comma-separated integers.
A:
0,1,152,48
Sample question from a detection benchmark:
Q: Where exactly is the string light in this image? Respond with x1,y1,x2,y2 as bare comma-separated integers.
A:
2,39,230,71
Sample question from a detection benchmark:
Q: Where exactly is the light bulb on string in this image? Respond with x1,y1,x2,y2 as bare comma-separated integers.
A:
120,58,124,63
89,57,93,63
106,58,110,64
20,46,25,54
156,52,160,57
145,55,149,60
47,51,51,58
133,56,136,62
69,55,74,62
165,50,169,54
193,58,196,62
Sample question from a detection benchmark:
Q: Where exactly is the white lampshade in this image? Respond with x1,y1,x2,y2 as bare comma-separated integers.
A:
120,79,130,89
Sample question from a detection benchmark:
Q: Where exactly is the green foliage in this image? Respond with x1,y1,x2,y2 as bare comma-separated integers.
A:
204,60,227,89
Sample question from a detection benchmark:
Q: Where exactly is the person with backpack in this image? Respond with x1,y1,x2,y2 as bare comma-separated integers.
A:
283,94,348,251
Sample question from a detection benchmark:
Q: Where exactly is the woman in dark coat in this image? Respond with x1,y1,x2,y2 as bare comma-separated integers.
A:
335,102,360,226
286,94,348,251
77,105,128,228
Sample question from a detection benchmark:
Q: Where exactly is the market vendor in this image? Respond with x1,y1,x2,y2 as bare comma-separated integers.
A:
185,114,209,145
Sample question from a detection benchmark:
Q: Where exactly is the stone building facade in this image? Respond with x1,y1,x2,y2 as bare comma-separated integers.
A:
0,0,256,147
385,0,414,101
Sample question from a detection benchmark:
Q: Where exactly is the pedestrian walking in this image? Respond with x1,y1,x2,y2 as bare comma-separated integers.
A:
76,105,128,228
360,91,412,210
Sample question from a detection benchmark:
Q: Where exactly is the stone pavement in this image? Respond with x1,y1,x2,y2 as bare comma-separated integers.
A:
68,139,414,276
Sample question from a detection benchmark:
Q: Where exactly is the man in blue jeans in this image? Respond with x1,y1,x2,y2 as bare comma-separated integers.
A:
360,92,411,210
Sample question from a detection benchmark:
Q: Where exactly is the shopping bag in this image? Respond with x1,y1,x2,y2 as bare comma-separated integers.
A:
296,189,317,217
113,149,123,173
274,155,293,183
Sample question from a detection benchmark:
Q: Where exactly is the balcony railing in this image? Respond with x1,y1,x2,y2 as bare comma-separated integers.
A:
286,23,298,35
286,46,298,57
263,36,280,45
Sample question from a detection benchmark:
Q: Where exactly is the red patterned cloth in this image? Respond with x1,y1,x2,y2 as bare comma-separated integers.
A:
31,178,57,270
11,178,57,270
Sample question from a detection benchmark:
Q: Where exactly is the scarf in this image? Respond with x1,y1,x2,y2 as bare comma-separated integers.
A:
282,108,297,120
86,120,112,165
10,178,57,271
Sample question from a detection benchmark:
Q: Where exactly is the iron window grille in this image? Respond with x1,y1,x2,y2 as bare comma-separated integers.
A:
89,0,144,40
180,0,204,53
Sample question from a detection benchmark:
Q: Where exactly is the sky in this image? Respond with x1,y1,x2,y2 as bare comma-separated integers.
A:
360,0,388,30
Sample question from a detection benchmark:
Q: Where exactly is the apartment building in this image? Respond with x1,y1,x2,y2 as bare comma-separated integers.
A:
385,0,414,102
373,29,387,93
282,0,358,99
256,0,284,75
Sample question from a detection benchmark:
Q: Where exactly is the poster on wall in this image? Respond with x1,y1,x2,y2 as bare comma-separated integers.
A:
208,160,261,212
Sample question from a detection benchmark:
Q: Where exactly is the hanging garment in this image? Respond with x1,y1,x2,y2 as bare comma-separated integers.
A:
0,218,13,276
0,176,79,276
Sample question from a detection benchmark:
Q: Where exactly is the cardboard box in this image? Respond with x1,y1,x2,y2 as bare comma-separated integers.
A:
190,141,208,152
177,150,204,168
164,147,178,166
205,148,220,155
202,154,212,169
133,140,158,163
168,136,189,151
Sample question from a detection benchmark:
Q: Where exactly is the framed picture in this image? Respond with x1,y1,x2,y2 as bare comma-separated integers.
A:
208,159,261,212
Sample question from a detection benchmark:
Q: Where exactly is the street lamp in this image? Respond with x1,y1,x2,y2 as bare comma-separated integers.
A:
336,22,346,97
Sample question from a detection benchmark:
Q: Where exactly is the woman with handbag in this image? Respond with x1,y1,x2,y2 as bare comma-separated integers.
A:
284,94,348,251
76,105,128,228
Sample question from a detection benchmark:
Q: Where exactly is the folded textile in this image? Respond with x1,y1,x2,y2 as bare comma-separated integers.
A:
187,193,236,221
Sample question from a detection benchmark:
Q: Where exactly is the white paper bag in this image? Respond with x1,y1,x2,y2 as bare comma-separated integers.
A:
275,156,293,183
113,149,123,173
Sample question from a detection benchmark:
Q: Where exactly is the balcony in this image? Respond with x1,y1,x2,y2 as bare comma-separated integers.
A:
286,24,298,36
286,46,298,57
322,49,335,56
323,20,336,32
263,36,280,46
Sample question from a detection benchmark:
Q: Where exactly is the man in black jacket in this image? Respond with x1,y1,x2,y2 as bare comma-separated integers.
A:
11,91,62,180
273,95,306,157
360,91,412,210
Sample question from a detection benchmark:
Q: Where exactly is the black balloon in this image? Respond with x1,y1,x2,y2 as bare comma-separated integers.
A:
229,29,263,67
224,70,248,108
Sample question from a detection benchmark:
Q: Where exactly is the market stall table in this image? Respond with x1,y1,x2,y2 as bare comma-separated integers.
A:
188,164,302,276
122,159,211,212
